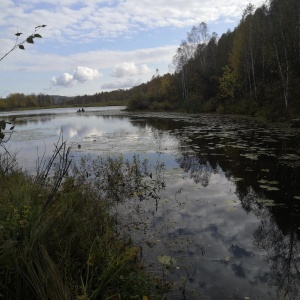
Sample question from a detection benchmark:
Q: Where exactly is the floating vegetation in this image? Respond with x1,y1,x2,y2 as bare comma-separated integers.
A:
256,198,278,206
258,180,279,185
225,207,238,212
224,200,238,204
259,185,280,191
11,128,57,142
215,144,225,148
230,177,244,182
157,255,176,267
264,138,279,143
279,154,300,161
240,153,259,160
2,109,300,299
228,144,247,149
224,200,239,211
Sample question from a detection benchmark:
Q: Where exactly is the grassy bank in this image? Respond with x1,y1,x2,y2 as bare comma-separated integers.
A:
0,142,168,299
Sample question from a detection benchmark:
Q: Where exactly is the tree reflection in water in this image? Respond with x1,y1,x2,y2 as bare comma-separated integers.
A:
137,113,300,298
174,148,300,297
2,109,300,298
241,187,300,298
145,113,300,297
176,153,218,187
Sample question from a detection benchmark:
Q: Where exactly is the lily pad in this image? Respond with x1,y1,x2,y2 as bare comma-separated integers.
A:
266,186,280,191
258,180,268,184
157,255,176,267
226,207,238,212
241,153,259,160
294,196,300,200
258,180,279,185
224,199,239,212
256,198,278,206
268,181,279,185
224,200,238,204
230,177,244,182
259,185,280,191
279,154,300,161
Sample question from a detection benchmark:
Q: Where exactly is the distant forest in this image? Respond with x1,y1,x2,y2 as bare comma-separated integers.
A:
1,0,300,120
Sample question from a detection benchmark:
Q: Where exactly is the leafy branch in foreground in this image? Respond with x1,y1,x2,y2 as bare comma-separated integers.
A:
0,119,16,159
0,25,46,62
0,119,15,141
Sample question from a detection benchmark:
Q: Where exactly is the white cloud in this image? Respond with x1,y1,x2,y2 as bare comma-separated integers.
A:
52,66,100,87
0,0,266,96
51,72,74,87
0,0,265,44
111,62,151,78
2,45,176,74
73,66,100,82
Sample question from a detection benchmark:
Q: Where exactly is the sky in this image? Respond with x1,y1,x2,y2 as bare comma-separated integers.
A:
0,0,264,98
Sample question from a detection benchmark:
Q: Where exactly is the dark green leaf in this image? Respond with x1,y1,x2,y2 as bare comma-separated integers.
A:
34,33,42,38
35,25,46,29
0,132,4,140
26,37,34,44
15,32,23,36
19,45,25,50
0,120,6,130
10,126,15,130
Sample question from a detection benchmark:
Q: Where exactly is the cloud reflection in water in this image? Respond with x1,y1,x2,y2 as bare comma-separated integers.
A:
2,109,300,299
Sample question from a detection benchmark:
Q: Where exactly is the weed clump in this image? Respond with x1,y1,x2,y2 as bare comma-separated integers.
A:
0,142,168,299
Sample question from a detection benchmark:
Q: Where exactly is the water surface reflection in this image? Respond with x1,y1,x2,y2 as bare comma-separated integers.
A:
126,113,300,299
1,109,300,299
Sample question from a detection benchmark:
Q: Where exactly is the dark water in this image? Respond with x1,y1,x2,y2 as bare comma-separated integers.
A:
1,108,300,299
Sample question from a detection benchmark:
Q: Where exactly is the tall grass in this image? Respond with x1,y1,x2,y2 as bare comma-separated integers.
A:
0,142,168,299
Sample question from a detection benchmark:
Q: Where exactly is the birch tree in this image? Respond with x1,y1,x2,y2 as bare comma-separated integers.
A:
187,22,210,73
172,40,193,110
268,0,290,108
243,4,257,99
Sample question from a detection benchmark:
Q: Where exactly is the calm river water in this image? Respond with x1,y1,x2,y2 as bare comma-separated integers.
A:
1,106,300,299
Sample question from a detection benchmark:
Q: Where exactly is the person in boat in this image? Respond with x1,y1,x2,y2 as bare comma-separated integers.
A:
81,108,85,112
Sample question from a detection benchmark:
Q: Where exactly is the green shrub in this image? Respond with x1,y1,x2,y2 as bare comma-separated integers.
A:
128,95,150,111
216,104,225,114
202,98,218,113
0,148,168,299
149,101,173,111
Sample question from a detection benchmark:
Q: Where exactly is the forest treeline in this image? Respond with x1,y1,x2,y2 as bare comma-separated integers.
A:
1,0,300,119
0,90,131,110
126,0,300,119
